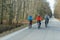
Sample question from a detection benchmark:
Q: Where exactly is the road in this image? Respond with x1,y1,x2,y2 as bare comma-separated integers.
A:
1,18,60,40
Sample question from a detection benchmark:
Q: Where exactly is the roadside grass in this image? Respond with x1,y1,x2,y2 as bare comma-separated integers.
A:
0,22,36,37
0,24,28,37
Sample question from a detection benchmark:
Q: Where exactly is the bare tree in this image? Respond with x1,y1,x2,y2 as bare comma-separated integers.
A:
0,0,6,24
9,0,14,25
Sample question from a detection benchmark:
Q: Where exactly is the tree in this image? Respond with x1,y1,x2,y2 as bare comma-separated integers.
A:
0,0,6,24
9,0,14,25
54,0,60,19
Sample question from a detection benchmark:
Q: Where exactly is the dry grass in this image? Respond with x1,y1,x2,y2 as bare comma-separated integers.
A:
55,18,60,21
0,24,28,37
0,20,36,37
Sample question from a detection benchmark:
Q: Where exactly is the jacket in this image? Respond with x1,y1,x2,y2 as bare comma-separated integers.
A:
36,16,42,21
28,16,33,21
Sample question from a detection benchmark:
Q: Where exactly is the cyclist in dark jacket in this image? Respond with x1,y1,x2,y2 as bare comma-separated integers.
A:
45,14,49,27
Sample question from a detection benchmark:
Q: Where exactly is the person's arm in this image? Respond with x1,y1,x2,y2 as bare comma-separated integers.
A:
40,16,43,20
44,15,46,19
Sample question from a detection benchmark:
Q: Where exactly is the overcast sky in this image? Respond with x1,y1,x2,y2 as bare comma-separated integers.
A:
47,0,56,13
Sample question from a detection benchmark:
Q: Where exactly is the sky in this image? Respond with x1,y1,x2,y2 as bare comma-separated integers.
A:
47,0,56,14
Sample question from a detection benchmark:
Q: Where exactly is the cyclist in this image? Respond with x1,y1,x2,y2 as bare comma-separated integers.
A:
45,14,49,28
28,15,33,29
36,15,42,29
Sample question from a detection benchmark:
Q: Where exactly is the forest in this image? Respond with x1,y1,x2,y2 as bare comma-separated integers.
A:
0,0,52,33
54,0,60,19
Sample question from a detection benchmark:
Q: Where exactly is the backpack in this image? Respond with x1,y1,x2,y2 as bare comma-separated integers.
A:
36,16,42,21
28,16,33,21
45,16,49,20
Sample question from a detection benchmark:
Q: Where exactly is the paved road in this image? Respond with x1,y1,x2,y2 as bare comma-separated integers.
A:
1,18,60,40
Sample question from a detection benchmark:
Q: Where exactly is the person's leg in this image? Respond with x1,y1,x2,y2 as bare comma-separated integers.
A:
29,20,32,29
37,21,39,29
45,20,46,27
29,21,31,28
45,20,48,28
39,21,41,28
30,20,32,28
38,21,41,29
47,19,49,24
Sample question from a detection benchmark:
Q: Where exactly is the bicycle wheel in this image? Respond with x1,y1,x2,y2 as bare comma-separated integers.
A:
38,22,41,29
29,21,32,29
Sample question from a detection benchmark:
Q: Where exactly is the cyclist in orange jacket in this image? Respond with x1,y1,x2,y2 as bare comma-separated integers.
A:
36,15,42,29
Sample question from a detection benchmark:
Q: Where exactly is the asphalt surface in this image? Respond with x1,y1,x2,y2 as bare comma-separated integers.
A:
1,18,60,40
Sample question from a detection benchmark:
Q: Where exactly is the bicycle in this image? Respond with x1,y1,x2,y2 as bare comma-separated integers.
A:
37,21,41,29
29,20,32,29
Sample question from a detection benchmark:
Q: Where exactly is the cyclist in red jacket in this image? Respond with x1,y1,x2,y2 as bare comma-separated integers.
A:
36,15,42,29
